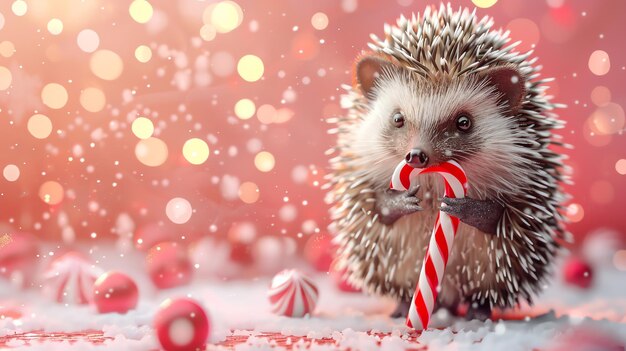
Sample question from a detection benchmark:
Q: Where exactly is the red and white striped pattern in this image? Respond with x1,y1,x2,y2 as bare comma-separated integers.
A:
43,252,103,305
390,160,468,330
268,269,319,318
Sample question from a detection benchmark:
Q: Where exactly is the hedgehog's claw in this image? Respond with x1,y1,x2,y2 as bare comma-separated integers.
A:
390,299,411,318
465,302,492,322
440,197,504,235
375,187,423,225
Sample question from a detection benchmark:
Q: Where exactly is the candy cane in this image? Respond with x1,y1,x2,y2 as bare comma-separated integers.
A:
390,160,468,330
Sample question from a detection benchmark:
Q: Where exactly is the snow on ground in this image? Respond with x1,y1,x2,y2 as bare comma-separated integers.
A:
0,246,625,350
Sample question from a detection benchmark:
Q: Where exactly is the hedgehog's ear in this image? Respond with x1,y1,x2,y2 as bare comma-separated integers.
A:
479,66,526,115
355,53,395,101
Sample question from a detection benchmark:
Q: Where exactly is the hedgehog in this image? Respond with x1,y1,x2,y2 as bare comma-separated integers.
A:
325,4,570,320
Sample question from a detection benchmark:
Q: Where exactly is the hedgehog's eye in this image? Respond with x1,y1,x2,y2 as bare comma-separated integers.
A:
456,114,472,132
392,111,405,128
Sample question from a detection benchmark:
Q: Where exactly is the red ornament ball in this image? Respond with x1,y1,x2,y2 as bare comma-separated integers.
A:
330,262,360,293
134,223,171,251
303,233,335,272
562,256,593,289
93,271,139,314
154,298,210,351
146,242,192,289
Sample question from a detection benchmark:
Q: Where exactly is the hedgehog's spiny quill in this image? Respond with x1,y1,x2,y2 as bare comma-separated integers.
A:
325,4,570,309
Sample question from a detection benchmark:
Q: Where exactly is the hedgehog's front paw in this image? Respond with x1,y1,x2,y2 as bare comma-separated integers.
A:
440,197,504,235
375,185,422,225
466,302,492,322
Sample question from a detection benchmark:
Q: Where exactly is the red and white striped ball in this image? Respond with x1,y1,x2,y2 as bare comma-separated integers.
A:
154,298,210,351
43,251,103,305
268,269,318,317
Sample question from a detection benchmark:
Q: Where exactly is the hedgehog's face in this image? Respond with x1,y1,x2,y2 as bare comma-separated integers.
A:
353,54,527,190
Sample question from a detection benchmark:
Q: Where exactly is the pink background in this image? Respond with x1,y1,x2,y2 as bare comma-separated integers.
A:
0,0,624,254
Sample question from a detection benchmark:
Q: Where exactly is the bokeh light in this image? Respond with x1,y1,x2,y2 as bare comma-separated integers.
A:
27,114,53,139
131,117,154,139
182,138,210,165
79,87,106,113
256,104,276,124
0,66,11,90
311,12,329,30
588,50,611,76
77,29,100,53
472,0,498,8
134,45,152,63
165,197,193,224
3,164,20,182
234,99,256,120
588,103,625,135
41,83,68,109
90,50,124,81
129,0,154,24
566,203,584,223
38,180,64,205
616,159,626,175
0,41,15,58
135,137,168,167
239,181,260,204
47,18,64,35
591,86,611,107
200,24,217,41
11,0,27,16
208,1,243,34
237,55,264,82
254,151,275,172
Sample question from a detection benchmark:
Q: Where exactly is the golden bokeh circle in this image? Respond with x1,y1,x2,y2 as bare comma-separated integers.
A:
27,114,53,139
237,55,264,82
134,45,152,63
254,151,275,172
135,137,168,167
79,87,106,112
472,0,498,8
39,181,64,205
200,24,217,41
41,83,68,109
0,41,16,58
90,50,124,81
12,0,28,16
47,18,64,35
131,117,154,139
0,66,12,90
129,0,153,24
182,138,210,165
234,98,256,120
210,1,243,33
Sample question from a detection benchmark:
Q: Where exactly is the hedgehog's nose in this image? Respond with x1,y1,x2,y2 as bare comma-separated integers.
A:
405,148,429,168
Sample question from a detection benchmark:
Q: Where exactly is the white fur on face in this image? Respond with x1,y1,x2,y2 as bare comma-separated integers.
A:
351,69,535,198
